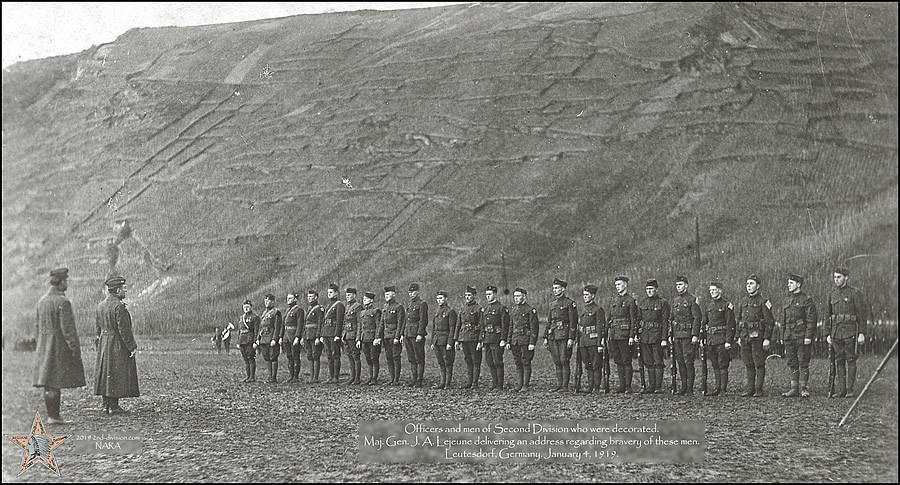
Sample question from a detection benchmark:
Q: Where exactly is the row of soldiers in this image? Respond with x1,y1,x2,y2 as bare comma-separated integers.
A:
234,268,870,398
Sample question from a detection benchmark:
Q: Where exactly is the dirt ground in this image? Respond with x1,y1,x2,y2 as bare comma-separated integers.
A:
2,338,897,482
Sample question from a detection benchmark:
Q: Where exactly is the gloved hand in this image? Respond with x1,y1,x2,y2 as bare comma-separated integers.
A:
416,335,423,342
500,340,507,348
356,340,361,349
566,339,574,349
691,336,698,344
826,335,832,344
724,342,732,350
660,340,668,347
628,337,634,346
803,338,812,345
858,334,866,345
763,339,770,350
528,344,535,351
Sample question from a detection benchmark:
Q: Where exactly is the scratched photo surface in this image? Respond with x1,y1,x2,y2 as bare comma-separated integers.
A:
2,2,898,482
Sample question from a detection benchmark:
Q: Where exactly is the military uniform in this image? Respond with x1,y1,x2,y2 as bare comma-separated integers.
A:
637,290,670,394
670,287,701,395
510,294,540,392
257,302,284,383
94,276,139,413
33,268,86,423
825,272,869,397
577,295,606,394
482,298,510,390
403,289,428,387
343,295,363,385
737,287,774,397
358,297,383,385
781,275,817,398
282,301,305,383
238,307,261,382
382,294,405,385
701,291,736,396
608,290,639,393
304,297,325,383
322,296,345,384
431,298,458,389
456,295,483,388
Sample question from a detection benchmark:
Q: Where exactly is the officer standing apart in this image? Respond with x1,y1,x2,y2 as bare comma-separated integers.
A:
382,286,405,386
34,267,86,424
94,275,139,414
825,267,869,397
343,288,363,385
431,290,458,389
238,299,260,382
358,291,383,385
483,285,510,390
282,292,304,383
702,282,736,396
638,279,670,394
456,285,483,389
737,274,774,397
576,284,605,394
508,288,539,392
670,276,702,395
403,283,428,387
322,283,345,384
607,276,638,393
305,290,325,383
781,273,817,398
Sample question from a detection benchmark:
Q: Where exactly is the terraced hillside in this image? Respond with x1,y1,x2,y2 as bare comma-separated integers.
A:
2,3,897,337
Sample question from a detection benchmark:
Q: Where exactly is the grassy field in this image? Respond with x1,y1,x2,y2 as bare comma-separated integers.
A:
2,337,897,482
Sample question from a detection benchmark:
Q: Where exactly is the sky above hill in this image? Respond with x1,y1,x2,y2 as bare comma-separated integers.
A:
1,2,470,68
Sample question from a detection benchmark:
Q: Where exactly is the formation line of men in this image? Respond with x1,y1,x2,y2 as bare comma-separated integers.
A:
232,268,870,398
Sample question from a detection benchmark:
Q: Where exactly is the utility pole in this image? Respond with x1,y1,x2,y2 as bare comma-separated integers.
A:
695,215,701,267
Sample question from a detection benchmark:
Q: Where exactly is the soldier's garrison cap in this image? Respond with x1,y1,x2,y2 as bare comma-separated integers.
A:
675,275,689,284
553,278,568,288
50,267,69,278
308,289,319,296
645,279,659,288
788,273,804,284
436,290,448,297
345,287,358,294
485,285,498,293
243,299,252,306
514,287,528,295
364,291,376,299
465,285,477,294
408,283,420,292
583,284,598,294
614,275,629,283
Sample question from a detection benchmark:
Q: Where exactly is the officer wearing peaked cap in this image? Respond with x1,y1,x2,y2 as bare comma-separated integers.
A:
238,299,260,382
431,290,458,389
283,292,305,383
343,288,364,385
825,267,869,398
608,276,638,393
382,286,405,385
404,283,428,387
576,284,606,393
305,290,325,383
34,267,85,424
456,285,483,389
358,291,383,385
737,274,774,397
638,279,670,394
94,275,139,414
257,293,283,383
483,285,510,390
322,283,345,384
545,278,577,392
781,273,817,398
702,281,736,396
670,276,701,395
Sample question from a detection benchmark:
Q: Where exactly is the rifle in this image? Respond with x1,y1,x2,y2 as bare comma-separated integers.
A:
670,336,678,394
828,338,836,397
575,328,583,392
636,336,646,392
699,328,708,395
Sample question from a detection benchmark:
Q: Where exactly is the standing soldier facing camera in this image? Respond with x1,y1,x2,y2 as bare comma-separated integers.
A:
431,290,458,389
544,278,577,392
257,293,283,383
305,290,325,383
670,276,701,395
701,282,736,396
382,286,405,385
576,284,605,394
781,273,817,398
322,283,345,384
637,279,670,395
238,299,260,382
343,288,363,385
608,276,638,394
94,275,139,414
456,286,483,389
508,288,539,392
34,268,86,424
358,291,383,385
737,275,774,397
403,283,428,387
282,293,304,383
825,267,869,398
482,285,510,390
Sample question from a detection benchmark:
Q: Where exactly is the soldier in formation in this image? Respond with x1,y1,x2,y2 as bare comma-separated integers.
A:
322,283,345,384
483,285,510,390
404,283,428,387
508,287,539,392
737,274,774,397
343,288,363,385
669,276,701,395
358,291,383,385
545,279,577,392
456,285,483,389
430,290,458,389
576,284,605,393
608,276,638,393
305,290,325,383
702,282,736,396
781,274,817,398
382,286,404,386
257,293,283,383
637,279,669,394
825,267,869,397
282,292,304,383
238,299,260,382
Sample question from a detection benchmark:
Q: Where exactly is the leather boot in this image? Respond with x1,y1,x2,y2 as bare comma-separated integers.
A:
271,361,279,383
551,368,563,392
624,367,634,394
472,363,481,388
497,366,505,390
836,366,847,397
686,365,696,396
520,367,532,393
755,367,766,397
462,363,474,389
721,368,729,395
312,360,321,383
489,366,499,390
416,363,426,387
286,362,295,383
742,367,756,397
335,358,342,384
101,396,110,414
446,365,454,389
249,361,257,382
355,359,362,384
656,368,666,394
433,369,446,389
641,368,655,394
585,368,595,393
406,361,417,387
847,361,857,397
243,362,251,382
800,368,810,398
708,369,721,396
514,367,524,392
782,369,799,397
371,362,380,385
559,365,569,392
615,365,626,394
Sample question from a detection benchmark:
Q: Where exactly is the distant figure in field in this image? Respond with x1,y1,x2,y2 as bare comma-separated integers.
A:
211,327,223,354
222,322,235,354
34,267,86,424
94,275,140,414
